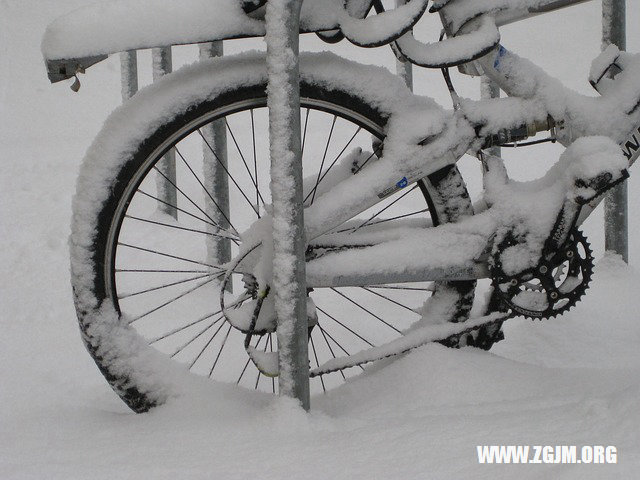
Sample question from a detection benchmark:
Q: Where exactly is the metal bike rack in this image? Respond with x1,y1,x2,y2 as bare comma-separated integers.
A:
395,0,414,90
603,0,628,262
199,42,233,280
265,0,310,410
120,43,232,271
119,50,138,101
152,47,179,219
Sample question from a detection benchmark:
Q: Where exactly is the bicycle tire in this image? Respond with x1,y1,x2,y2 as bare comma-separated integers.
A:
71,55,495,412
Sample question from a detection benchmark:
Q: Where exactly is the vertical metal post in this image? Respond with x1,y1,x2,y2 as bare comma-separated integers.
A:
395,0,413,90
199,42,232,279
119,50,138,101
603,0,628,262
265,0,310,410
480,76,501,158
152,47,178,219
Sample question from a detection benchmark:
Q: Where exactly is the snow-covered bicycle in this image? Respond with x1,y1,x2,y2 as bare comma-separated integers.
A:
43,0,640,412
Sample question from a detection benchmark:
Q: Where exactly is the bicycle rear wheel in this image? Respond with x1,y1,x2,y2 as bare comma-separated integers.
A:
71,57,479,412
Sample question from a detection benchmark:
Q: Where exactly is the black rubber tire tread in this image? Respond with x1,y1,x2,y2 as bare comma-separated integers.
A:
75,75,487,412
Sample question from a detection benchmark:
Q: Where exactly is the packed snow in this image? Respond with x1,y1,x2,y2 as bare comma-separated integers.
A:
3,1,640,479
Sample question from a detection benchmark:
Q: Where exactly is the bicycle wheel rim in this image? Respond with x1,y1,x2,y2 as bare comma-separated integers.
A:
93,82,462,399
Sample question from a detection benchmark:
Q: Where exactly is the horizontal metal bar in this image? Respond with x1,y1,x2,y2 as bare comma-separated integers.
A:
494,0,594,27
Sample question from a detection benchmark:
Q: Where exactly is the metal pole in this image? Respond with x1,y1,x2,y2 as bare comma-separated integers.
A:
152,47,178,219
199,42,232,282
603,0,628,262
265,0,310,410
494,0,595,27
119,50,138,101
395,0,413,91
480,76,501,158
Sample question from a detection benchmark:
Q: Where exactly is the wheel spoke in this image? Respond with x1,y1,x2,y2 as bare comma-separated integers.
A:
174,146,241,236
301,108,310,156
127,275,221,324
150,310,223,345
316,306,374,347
268,333,275,394
250,109,260,210
125,214,239,241
188,319,228,369
209,324,233,377
330,288,402,333
197,128,260,217
153,165,224,229
318,323,346,379
365,284,434,292
317,324,365,372
225,118,266,209
236,335,265,385
309,334,326,393
304,125,361,204
118,242,225,271
254,333,272,390
362,209,430,228
309,115,337,205
351,185,418,233
117,268,210,274
332,208,429,234
137,189,234,235
360,286,419,314
254,334,269,390
170,315,224,358
119,272,215,300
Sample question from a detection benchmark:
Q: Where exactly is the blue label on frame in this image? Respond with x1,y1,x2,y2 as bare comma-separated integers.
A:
396,177,408,188
494,45,507,69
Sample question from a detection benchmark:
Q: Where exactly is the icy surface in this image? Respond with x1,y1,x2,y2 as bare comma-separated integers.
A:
4,1,640,479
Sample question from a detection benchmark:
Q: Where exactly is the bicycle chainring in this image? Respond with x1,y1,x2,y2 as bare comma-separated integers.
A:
490,229,593,320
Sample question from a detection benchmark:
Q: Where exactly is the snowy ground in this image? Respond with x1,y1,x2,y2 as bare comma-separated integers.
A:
2,1,640,479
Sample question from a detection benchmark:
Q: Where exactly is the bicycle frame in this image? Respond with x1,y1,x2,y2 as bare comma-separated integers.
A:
43,0,640,290
301,38,640,287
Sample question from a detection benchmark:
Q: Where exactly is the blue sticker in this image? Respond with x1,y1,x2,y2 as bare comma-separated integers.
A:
494,45,507,69
396,177,408,188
